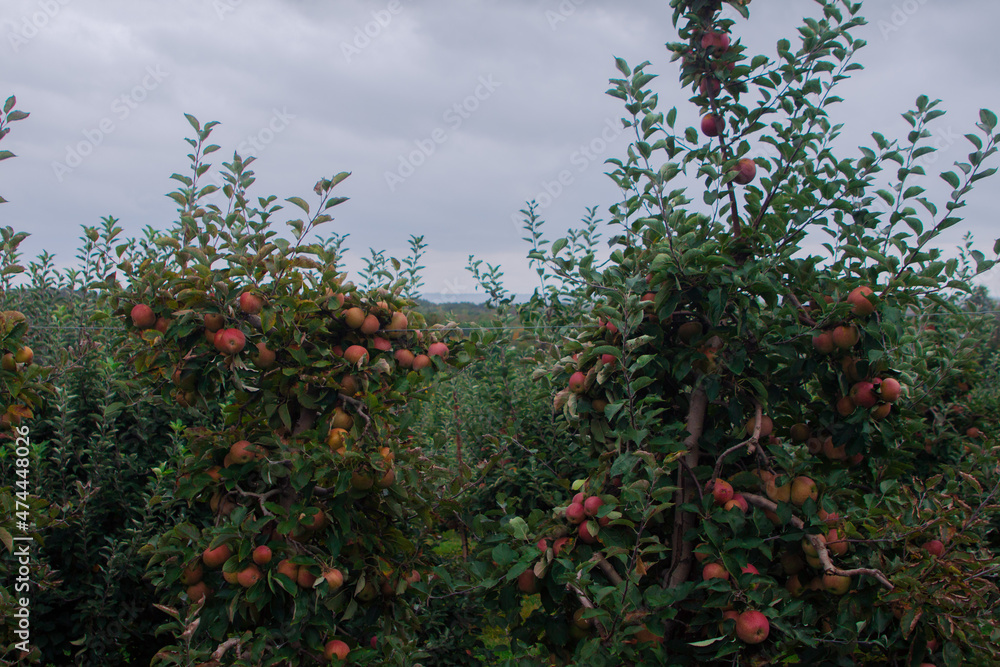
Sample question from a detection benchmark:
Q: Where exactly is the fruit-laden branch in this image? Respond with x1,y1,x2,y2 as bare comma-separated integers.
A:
567,571,610,640
741,492,894,590
593,552,624,586
233,485,281,516
665,387,708,589
711,401,762,480
337,392,372,434
707,95,742,237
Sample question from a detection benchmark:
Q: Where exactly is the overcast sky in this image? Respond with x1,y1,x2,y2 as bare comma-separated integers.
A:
3,0,999,301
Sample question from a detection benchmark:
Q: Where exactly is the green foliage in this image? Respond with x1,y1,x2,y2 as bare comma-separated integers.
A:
462,0,1000,664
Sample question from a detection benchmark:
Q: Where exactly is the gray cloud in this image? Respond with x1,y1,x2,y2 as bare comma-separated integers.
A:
2,0,998,298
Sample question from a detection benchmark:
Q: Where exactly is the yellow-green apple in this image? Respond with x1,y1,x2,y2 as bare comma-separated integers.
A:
14,347,32,365
785,575,805,597
790,477,818,506
1,353,15,371
343,307,366,329
735,610,769,644
765,478,791,503
822,573,850,595
745,414,773,437
130,304,156,329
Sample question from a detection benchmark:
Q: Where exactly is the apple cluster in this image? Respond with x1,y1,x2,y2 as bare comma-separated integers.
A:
0,309,36,427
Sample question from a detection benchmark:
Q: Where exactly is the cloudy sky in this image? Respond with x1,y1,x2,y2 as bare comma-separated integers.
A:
3,0,999,301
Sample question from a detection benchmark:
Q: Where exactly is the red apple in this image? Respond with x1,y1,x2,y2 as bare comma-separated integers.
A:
323,639,350,661
849,381,878,409
237,564,263,588
701,114,723,137
411,354,431,370
323,567,344,590
202,544,232,569
583,496,603,517
203,313,225,332
702,562,729,581
923,539,945,557
735,610,769,644
253,342,276,369
568,371,586,394
394,349,415,368
812,331,835,354
229,440,257,464
214,328,246,355
386,311,408,338
832,324,860,349
516,569,537,593
701,30,730,52
565,502,586,524
130,304,156,329
428,342,449,358
239,292,264,315
709,478,734,506
578,521,598,544
847,285,875,317
724,494,749,513
252,545,272,566
361,314,381,335
344,345,369,366
699,76,721,98
731,158,757,185
877,377,901,402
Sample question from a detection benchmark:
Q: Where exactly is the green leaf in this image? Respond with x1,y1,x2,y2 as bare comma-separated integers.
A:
286,196,310,214
940,171,960,189
979,108,997,130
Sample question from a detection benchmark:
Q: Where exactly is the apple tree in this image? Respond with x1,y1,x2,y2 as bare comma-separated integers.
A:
100,116,471,666
469,1,1000,664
